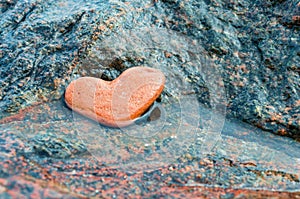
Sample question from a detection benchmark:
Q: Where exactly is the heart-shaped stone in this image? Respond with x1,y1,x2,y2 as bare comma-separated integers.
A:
65,67,165,127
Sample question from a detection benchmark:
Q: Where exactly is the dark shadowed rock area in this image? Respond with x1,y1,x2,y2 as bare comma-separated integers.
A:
0,0,300,198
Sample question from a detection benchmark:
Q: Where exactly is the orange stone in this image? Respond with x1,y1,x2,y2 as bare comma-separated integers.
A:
64,67,165,127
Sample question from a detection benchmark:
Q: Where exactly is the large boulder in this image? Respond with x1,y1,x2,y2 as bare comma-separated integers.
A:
0,1,300,197
0,0,299,139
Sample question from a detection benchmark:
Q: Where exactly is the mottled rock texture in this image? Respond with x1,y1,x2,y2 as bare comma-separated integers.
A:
0,101,300,198
1,1,300,197
0,0,299,139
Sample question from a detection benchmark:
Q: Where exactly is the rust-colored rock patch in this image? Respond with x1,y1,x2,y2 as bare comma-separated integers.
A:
65,67,165,127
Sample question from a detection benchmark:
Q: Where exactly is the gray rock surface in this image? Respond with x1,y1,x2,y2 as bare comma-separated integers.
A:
0,0,299,139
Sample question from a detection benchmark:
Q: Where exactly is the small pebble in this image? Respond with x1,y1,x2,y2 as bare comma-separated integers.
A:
65,67,165,127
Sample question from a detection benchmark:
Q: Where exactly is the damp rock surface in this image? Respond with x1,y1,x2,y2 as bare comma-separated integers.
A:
0,101,299,197
0,0,299,138
0,0,300,197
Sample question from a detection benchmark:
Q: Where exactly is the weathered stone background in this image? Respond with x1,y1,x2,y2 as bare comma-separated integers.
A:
1,0,300,197
0,100,300,198
0,0,299,139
